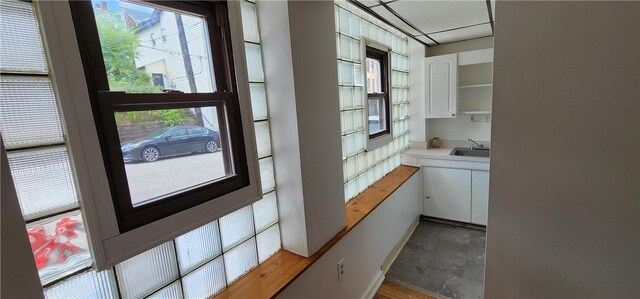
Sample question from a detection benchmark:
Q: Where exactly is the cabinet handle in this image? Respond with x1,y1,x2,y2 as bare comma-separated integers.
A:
425,196,430,199
451,113,455,116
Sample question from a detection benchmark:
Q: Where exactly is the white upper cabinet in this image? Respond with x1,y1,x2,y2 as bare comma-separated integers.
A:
424,53,457,118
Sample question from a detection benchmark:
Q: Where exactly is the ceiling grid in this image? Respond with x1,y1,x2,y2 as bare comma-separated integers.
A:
351,0,496,46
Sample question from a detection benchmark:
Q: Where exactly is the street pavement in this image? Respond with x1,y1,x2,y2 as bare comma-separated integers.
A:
124,151,226,206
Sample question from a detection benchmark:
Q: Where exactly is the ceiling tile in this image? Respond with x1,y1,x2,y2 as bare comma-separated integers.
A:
371,5,421,36
387,0,490,34
356,0,382,7
428,23,492,44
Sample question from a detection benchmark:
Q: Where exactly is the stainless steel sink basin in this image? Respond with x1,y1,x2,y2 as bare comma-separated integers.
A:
449,147,490,158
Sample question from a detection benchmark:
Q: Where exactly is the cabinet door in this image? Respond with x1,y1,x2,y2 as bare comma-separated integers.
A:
471,170,489,225
423,167,471,222
424,53,457,118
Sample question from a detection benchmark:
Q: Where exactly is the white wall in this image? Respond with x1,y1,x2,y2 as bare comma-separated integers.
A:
408,38,426,145
427,116,491,141
278,171,421,299
486,2,640,298
258,0,346,257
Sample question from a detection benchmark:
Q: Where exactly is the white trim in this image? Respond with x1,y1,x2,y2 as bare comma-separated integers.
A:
36,1,262,269
381,215,420,273
363,270,385,299
35,0,113,265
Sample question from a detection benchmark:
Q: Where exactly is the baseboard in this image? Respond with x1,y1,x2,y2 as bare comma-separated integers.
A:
363,270,385,299
420,215,486,232
381,215,420,273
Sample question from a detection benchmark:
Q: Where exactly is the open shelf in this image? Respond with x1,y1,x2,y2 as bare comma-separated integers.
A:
459,84,493,89
459,110,492,115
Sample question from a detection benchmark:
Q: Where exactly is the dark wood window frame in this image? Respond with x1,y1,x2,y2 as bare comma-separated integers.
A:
70,0,250,233
366,46,391,140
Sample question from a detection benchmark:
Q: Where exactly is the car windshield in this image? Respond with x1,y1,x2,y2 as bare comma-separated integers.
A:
147,127,172,138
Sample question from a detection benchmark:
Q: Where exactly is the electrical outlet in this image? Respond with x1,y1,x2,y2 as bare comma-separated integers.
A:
337,258,345,282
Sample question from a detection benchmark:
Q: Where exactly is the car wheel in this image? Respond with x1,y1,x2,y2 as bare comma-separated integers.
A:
141,146,160,162
205,140,218,153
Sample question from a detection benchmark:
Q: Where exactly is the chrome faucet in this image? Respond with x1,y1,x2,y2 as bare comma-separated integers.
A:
468,138,484,149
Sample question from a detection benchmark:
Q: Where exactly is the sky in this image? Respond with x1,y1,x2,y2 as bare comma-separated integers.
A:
91,0,155,14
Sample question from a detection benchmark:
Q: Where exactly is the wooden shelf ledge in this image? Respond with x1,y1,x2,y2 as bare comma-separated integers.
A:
213,165,420,299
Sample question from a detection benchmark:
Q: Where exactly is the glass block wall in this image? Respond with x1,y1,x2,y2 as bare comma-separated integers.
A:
0,0,281,297
335,1,410,202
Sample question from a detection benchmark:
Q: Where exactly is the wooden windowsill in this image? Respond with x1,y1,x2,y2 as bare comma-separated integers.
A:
213,165,420,299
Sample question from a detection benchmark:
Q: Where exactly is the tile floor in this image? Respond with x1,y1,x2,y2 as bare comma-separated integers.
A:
386,220,486,299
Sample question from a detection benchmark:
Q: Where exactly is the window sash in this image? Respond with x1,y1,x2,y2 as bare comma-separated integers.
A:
72,1,234,94
71,1,251,233
365,46,390,139
367,94,390,139
96,92,249,232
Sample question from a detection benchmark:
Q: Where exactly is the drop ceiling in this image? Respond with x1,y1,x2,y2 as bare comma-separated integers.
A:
351,0,496,46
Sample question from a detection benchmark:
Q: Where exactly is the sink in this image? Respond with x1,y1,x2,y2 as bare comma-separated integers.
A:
449,147,490,158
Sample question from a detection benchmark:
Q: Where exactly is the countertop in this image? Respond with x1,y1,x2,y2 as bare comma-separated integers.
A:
403,147,490,163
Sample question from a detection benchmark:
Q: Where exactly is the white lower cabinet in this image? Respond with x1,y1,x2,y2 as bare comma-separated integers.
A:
423,167,471,222
471,170,489,225
422,167,489,225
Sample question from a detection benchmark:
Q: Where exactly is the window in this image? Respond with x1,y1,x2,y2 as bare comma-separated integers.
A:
2,1,279,296
160,28,167,42
69,0,263,268
151,73,165,87
365,45,391,141
336,2,409,202
72,0,255,232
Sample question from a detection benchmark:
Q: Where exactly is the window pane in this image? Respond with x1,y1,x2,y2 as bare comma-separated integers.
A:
92,1,215,93
181,257,226,298
146,281,183,299
366,57,382,93
368,96,386,135
256,224,281,263
249,83,268,121
115,242,179,299
223,237,258,284
254,121,271,158
240,1,259,43
259,157,275,194
116,106,230,206
245,43,264,82
0,76,64,148
7,147,78,220
26,211,92,285
44,270,118,299
219,205,255,252
175,221,221,274
252,191,278,233
0,0,48,73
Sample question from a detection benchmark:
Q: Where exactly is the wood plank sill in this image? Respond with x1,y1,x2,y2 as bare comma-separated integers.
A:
213,165,420,299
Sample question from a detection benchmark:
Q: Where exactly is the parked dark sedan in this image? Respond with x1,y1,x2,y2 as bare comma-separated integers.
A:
121,125,220,162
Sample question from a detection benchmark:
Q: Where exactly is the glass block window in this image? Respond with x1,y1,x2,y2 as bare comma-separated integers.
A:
1,0,281,297
0,0,89,286
335,1,410,202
